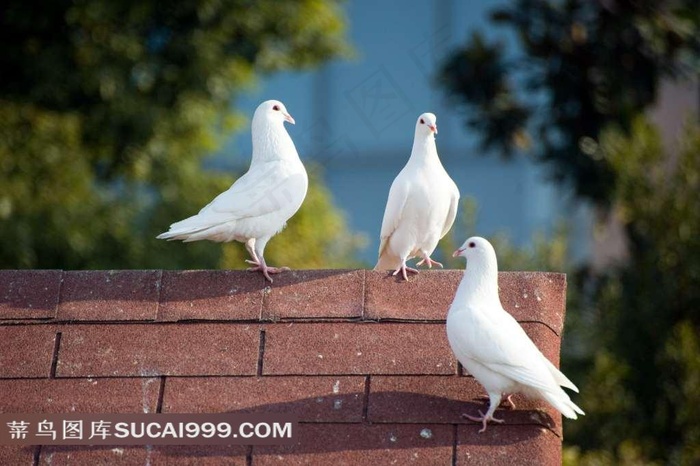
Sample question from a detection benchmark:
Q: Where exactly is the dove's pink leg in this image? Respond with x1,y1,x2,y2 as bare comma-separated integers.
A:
477,393,516,409
463,392,505,433
245,237,289,283
416,252,443,269
392,261,419,281
244,239,260,266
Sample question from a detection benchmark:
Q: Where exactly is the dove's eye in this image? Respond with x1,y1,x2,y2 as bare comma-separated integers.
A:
419,118,424,124
468,242,476,248
273,105,280,111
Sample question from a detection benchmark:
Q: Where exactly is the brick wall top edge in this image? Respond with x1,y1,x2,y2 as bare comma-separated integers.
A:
0,270,566,333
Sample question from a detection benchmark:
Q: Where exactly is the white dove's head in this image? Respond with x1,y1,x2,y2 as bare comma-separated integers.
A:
453,236,497,266
254,100,295,126
415,112,437,137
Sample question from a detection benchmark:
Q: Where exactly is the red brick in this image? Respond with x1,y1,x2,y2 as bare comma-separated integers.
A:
253,423,453,465
456,424,561,466
262,270,364,320
365,270,461,321
57,270,160,321
159,270,263,321
150,445,248,465
41,446,151,465
0,270,61,320
42,446,249,466
368,376,560,435
0,446,36,465
263,323,456,375
162,376,365,422
499,272,566,335
0,378,160,413
0,326,56,378
56,324,258,377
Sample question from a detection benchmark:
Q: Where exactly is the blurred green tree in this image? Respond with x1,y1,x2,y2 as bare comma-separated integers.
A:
439,0,699,205
564,119,700,465
0,0,365,270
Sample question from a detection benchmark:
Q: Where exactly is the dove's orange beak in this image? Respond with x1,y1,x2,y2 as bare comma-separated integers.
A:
284,113,296,125
428,124,438,134
453,247,464,258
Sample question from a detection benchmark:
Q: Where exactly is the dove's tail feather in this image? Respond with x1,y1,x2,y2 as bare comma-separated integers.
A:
157,224,234,243
541,389,585,419
375,252,402,271
543,357,580,393
156,212,237,242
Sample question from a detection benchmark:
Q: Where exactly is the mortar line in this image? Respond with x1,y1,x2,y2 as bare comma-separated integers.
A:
50,332,62,378
257,330,266,377
32,445,41,466
361,375,371,422
156,376,167,413
246,445,253,466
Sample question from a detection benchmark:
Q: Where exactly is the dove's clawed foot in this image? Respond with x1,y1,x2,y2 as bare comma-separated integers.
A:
246,260,290,283
392,265,419,281
462,410,505,434
416,255,443,269
246,265,290,282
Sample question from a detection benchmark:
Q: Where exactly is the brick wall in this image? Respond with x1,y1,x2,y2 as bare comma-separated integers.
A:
0,269,567,465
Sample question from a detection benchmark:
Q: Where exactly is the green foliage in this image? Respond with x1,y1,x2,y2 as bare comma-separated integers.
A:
566,119,700,463
439,0,700,205
1,0,350,178
0,0,363,270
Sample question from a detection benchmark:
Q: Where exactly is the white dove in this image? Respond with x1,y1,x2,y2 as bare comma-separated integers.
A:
447,236,584,433
157,100,308,282
375,112,460,280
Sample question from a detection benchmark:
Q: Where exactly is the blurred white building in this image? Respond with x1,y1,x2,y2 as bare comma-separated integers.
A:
217,0,678,265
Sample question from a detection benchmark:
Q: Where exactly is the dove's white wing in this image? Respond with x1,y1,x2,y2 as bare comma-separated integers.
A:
167,162,306,233
377,174,410,258
453,305,562,394
439,185,459,239
480,307,579,391
201,162,305,217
